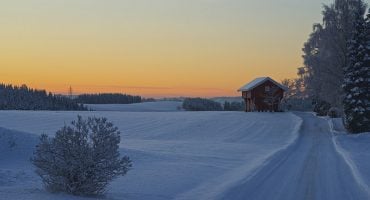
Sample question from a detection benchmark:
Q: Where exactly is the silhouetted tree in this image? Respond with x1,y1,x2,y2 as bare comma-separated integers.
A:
0,83,86,110
342,2,370,133
76,93,142,104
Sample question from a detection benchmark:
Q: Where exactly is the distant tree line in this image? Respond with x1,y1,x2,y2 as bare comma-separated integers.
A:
182,98,244,111
75,93,142,104
223,101,245,111
142,97,157,102
0,84,86,110
183,98,222,111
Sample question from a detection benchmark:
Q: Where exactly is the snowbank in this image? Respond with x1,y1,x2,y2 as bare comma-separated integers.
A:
0,127,38,164
329,118,370,195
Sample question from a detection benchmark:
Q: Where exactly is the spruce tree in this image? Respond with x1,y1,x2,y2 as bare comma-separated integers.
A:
342,3,370,133
224,101,230,111
364,9,370,131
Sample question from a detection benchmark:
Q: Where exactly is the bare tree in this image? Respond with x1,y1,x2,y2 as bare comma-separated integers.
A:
263,86,281,112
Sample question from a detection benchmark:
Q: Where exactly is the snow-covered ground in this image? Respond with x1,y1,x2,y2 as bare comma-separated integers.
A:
2,101,370,200
85,101,183,112
330,118,370,195
0,109,301,200
220,112,369,200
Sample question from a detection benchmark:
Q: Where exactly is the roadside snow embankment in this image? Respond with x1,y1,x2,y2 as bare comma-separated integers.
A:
329,118,370,194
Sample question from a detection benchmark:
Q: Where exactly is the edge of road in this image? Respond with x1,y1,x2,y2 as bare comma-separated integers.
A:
215,112,304,198
327,118,370,196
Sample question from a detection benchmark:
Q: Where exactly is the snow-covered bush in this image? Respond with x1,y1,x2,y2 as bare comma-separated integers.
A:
282,98,313,111
313,100,331,116
223,101,245,111
31,116,132,196
327,107,341,118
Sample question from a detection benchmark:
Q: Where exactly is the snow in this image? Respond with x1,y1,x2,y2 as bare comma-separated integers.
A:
217,112,369,200
2,109,370,200
329,118,370,195
238,77,288,92
0,110,301,200
85,101,183,112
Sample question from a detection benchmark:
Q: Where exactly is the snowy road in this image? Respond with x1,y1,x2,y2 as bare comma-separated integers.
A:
222,112,369,200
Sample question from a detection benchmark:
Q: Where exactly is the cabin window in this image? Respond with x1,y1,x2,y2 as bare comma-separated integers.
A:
265,86,270,92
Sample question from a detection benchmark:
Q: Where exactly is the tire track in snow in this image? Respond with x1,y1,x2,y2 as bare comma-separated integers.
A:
174,112,303,200
219,112,369,200
328,118,370,196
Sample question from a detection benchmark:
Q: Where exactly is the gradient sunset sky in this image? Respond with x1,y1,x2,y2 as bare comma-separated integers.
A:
1,0,332,97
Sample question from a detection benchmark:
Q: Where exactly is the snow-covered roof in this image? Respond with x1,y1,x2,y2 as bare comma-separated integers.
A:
238,77,288,92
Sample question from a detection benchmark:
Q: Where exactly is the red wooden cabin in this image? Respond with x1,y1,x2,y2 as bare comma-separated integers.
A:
238,77,287,112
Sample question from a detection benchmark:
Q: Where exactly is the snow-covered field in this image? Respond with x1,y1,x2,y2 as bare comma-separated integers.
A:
0,102,302,200
2,101,370,200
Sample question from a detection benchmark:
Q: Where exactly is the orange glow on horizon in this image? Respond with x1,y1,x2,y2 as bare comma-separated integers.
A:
0,0,325,97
